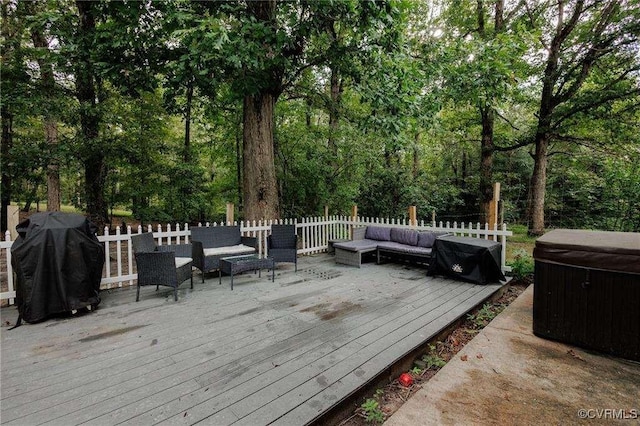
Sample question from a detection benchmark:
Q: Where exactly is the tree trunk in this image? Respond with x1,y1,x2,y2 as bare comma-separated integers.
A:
412,132,420,179
328,66,342,156
525,1,564,236
31,26,60,211
184,80,193,163
528,133,549,235
242,0,280,221
45,120,60,211
76,1,107,230
1,105,12,232
479,105,494,223
1,2,13,231
242,93,280,221
236,118,243,212
22,183,38,213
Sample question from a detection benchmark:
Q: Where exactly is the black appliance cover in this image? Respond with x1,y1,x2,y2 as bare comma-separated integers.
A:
428,235,506,285
11,212,104,323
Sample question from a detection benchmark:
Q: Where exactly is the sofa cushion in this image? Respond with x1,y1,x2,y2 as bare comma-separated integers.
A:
390,228,419,246
191,226,242,248
377,241,432,256
417,231,450,248
175,257,193,268
333,239,379,252
365,226,392,241
203,244,255,257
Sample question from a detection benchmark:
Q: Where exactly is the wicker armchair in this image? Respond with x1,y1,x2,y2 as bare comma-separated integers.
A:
131,233,193,302
267,224,298,271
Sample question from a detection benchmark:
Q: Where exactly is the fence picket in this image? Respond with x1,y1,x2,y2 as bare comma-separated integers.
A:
127,226,134,287
116,226,123,287
0,216,513,304
2,231,15,303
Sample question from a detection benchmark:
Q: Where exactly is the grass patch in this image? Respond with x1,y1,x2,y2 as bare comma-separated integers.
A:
14,203,133,219
506,224,536,262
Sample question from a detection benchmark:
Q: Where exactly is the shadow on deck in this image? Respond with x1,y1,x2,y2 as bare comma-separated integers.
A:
1,254,507,425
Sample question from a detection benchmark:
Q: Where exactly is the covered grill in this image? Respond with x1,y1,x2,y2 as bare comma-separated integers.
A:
11,212,104,324
428,235,505,285
533,229,640,361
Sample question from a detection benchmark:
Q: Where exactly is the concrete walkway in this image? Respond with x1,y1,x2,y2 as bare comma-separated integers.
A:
385,286,640,425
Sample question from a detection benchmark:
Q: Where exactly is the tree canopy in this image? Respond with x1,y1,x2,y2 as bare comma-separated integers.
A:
1,0,639,234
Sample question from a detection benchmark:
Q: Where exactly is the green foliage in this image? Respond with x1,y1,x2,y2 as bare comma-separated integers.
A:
361,398,385,424
422,344,446,370
467,303,502,328
2,0,639,232
508,249,534,280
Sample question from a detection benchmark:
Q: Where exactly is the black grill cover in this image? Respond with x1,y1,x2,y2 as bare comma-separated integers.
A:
11,212,104,323
428,235,506,285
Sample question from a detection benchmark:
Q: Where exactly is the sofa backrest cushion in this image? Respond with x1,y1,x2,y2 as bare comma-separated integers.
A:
417,231,450,248
191,226,241,248
390,228,419,246
365,226,391,241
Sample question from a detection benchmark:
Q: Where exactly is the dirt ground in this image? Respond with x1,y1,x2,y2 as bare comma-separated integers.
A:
338,279,532,426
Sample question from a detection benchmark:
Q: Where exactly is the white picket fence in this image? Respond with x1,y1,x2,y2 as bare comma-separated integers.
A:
0,216,512,304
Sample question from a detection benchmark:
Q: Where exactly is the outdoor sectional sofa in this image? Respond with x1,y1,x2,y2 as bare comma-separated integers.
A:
333,226,449,268
191,225,257,282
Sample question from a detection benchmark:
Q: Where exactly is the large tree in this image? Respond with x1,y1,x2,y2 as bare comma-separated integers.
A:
240,1,281,221
26,2,61,211
183,0,401,221
74,0,108,229
436,0,530,223
526,0,640,235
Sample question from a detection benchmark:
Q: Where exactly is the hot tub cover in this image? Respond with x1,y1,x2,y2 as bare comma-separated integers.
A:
11,212,104,323
534,229,640,274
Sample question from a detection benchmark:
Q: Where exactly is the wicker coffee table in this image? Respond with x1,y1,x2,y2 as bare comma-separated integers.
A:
219,254,275,290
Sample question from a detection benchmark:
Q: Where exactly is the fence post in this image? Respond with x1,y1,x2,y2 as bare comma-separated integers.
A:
226,203,234,225
5,230,15,304
408,206,417,227
489,182,501,240
350,205,358,239
7,205,19,240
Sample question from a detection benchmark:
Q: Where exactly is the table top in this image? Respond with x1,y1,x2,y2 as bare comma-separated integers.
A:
221,254,272,265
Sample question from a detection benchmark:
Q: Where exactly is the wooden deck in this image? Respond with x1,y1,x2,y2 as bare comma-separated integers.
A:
1,254,505,426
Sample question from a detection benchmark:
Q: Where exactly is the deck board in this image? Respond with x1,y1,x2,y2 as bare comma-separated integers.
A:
1,254,505,426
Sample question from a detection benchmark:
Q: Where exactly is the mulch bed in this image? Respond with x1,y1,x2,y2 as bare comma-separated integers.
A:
337,279,532,425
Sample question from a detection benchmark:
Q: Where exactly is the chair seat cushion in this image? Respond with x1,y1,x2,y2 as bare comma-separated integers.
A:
333,239,378,252
203,244,256,257
175,257,193,268
377,241,432,256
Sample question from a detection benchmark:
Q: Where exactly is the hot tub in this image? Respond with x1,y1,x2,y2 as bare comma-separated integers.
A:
533,229,640,361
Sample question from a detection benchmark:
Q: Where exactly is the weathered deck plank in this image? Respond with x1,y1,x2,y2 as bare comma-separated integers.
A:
1,255,505,426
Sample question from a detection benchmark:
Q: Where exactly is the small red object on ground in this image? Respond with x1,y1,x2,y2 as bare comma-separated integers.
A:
398,372,413,387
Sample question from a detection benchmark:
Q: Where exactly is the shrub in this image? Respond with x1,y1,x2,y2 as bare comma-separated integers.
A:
509,248,534,280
